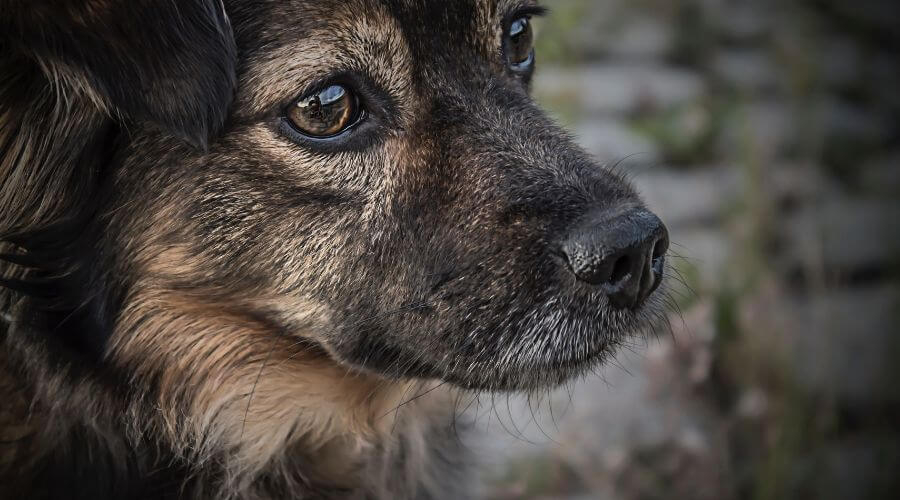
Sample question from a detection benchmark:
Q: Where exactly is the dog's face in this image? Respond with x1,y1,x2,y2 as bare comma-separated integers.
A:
95,0,669,393
5,0,665,395
0,0,669,494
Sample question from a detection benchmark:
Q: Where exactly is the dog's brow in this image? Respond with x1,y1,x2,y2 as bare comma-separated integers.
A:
234,3,413,120
473,0,542,57
495,0,542,15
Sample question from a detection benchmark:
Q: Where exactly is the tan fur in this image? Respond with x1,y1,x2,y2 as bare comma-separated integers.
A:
107,243,456,494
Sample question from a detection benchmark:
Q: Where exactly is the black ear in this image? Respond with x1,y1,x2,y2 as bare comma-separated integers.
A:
1,0,237,149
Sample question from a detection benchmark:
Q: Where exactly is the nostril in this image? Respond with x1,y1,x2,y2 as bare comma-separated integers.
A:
609,254,631,285
651,237,666,266
650,232,669,271
560,208,668,310
652,239,666,261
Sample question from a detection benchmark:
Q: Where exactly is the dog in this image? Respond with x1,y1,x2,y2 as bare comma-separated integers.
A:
0,1,670,498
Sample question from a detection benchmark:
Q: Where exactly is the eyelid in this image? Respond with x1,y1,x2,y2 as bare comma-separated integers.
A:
509,50,535,72
506,4,548,26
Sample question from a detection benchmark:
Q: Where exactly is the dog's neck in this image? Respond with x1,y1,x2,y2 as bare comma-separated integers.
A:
0,305,466,499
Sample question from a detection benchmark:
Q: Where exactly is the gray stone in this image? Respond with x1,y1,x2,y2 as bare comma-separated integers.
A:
819,97,888,145
812,437,900,500
574,119,660,164
631,166,741,228
537,0,621,61
780,199,900,275
666,227,732,291
735,387,769,419
859,154,900,197
869,51,900,113
818,38,864,90
535,64,707,116
716,99,795,161
811,0,900,38
711,2,772,42
783,286,900,404
605,18,674,60
768,163,845,208
712,49,780,93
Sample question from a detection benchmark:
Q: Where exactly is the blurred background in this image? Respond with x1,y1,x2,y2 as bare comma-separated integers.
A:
475,0,900,498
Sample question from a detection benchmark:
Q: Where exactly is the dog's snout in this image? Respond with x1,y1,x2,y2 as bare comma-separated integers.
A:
561,208,669,309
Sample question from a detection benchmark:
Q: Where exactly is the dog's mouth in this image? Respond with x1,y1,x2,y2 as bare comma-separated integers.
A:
298,203,673,392
451,285,668,391
319,258,668,392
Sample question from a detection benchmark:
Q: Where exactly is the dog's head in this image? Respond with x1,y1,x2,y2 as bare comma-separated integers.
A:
1,0,668,394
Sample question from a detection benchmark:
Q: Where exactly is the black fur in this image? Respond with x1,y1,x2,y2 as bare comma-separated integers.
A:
0,0,236,148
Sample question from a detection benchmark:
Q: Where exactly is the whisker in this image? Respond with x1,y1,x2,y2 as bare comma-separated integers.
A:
240,343,276,442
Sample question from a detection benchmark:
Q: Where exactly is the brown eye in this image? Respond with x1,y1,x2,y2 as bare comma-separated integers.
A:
287,84,360,138
506,17,534,70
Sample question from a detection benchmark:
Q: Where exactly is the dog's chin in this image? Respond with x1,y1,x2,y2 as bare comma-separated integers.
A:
440,342,614,392
325,290,666,393
444,323,646,392
458,291,667,392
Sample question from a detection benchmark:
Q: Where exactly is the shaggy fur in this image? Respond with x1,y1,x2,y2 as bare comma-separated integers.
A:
0,1,667,498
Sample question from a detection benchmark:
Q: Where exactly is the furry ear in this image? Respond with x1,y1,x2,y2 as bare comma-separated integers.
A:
0,1,236,347
1,0,237,149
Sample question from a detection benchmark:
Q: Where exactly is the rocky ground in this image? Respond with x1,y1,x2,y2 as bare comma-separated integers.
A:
475,1,900,498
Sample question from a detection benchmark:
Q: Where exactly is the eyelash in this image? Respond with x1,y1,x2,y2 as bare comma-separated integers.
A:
506,5,548,29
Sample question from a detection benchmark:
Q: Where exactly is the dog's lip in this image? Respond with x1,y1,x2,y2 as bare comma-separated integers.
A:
444,339,616,391
322,298,657,392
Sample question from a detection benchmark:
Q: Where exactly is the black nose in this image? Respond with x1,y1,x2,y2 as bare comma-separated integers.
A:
561,208,669,309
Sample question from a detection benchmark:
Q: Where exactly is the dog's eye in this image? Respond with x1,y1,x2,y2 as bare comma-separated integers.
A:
506,16,534,71
287,85,361,138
